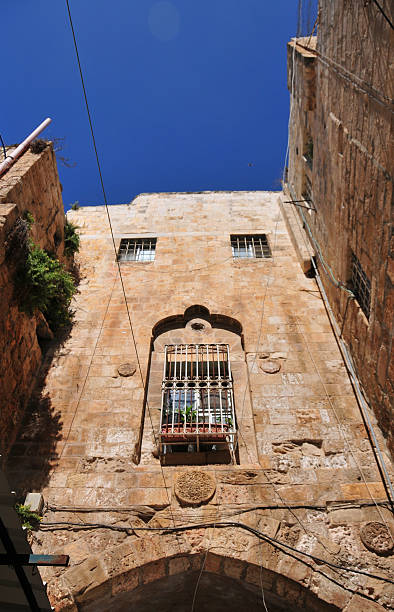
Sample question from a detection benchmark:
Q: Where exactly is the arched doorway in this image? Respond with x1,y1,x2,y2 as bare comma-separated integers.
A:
108,571,305,612
78,552,341,612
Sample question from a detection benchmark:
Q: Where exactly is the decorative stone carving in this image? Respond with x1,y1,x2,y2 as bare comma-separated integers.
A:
260,360,281,374
360,522,393,555
117,362,137,377
174,471,216,506
191,322,205,331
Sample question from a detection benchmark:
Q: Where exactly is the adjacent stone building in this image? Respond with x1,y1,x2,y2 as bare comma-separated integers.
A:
0,145,66,463
283,0,393,456
4,190,393,610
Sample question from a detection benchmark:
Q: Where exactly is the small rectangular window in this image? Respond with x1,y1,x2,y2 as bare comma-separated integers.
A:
231,234,271,259
117,238,157,262
351,253,371,319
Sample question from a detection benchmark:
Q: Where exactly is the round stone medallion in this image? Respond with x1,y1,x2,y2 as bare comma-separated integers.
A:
360,522,393,555
117,362,137,377
174,471,216,506
259,360,281,374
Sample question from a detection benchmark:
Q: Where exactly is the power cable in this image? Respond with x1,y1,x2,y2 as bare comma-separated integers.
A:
235,12,369,590
235,215,280,454
294,40,394,110
45,500,393,514
0,134,6,160
259,535,270,612
286,191,394,530
190,509,217,612
372,0,394,29
236,13,361,584
38,520,394,586
58,274,117,459
277,7,394,584
64,0,184,560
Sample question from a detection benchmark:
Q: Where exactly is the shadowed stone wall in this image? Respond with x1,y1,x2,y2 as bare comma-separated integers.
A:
0,145,65,463
285,1,393,455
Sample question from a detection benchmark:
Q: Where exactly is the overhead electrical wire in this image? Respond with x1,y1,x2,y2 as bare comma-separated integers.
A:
46,500,393,514
286,182,394,506
232,52,368,604
286,192,394,530
372,0,394,29
190,509,218,612
0,134,6,160
38,520,394,586
234,7,381,596
58,274,118,458
285,2,394,518
64,1,186,566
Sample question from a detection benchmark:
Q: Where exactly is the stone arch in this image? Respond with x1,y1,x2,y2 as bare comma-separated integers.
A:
152,305,243,346
70,530,345,612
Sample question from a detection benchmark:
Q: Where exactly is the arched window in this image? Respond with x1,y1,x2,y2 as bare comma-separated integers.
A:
143,306,246,466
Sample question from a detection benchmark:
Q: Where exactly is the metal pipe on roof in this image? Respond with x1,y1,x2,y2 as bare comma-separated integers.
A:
0,117,52,177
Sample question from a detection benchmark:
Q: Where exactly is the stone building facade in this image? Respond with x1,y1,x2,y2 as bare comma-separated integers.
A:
0,145,66,463
5,191,394,610
283,0,393,455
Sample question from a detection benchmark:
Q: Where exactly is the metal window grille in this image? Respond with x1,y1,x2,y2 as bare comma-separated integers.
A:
351,253,371,319
231,234,271,259
160,344,236,454
117,238,156,262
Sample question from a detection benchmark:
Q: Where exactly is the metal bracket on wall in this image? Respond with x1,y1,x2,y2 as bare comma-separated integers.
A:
283,199,317,212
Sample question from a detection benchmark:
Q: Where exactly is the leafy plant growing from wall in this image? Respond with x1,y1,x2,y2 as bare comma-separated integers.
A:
16,241,76,331
64,219,80,257
15,504,42,530
23,211,35,229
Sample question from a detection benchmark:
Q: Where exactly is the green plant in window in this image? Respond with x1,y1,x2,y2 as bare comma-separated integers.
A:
64,219,80,257
181,404,197,423
15,504,42,530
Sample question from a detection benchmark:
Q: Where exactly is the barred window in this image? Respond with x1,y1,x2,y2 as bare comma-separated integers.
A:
160,344,236,456
231,234,271,259
117,238,156,262
351,253,371,319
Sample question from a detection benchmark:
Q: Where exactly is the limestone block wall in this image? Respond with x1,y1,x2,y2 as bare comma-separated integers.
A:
5,192,393,610
286,36,316,202
286,0,393,455
0,145,65,462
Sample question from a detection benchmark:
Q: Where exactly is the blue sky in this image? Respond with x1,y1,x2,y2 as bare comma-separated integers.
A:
3,1,299,210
